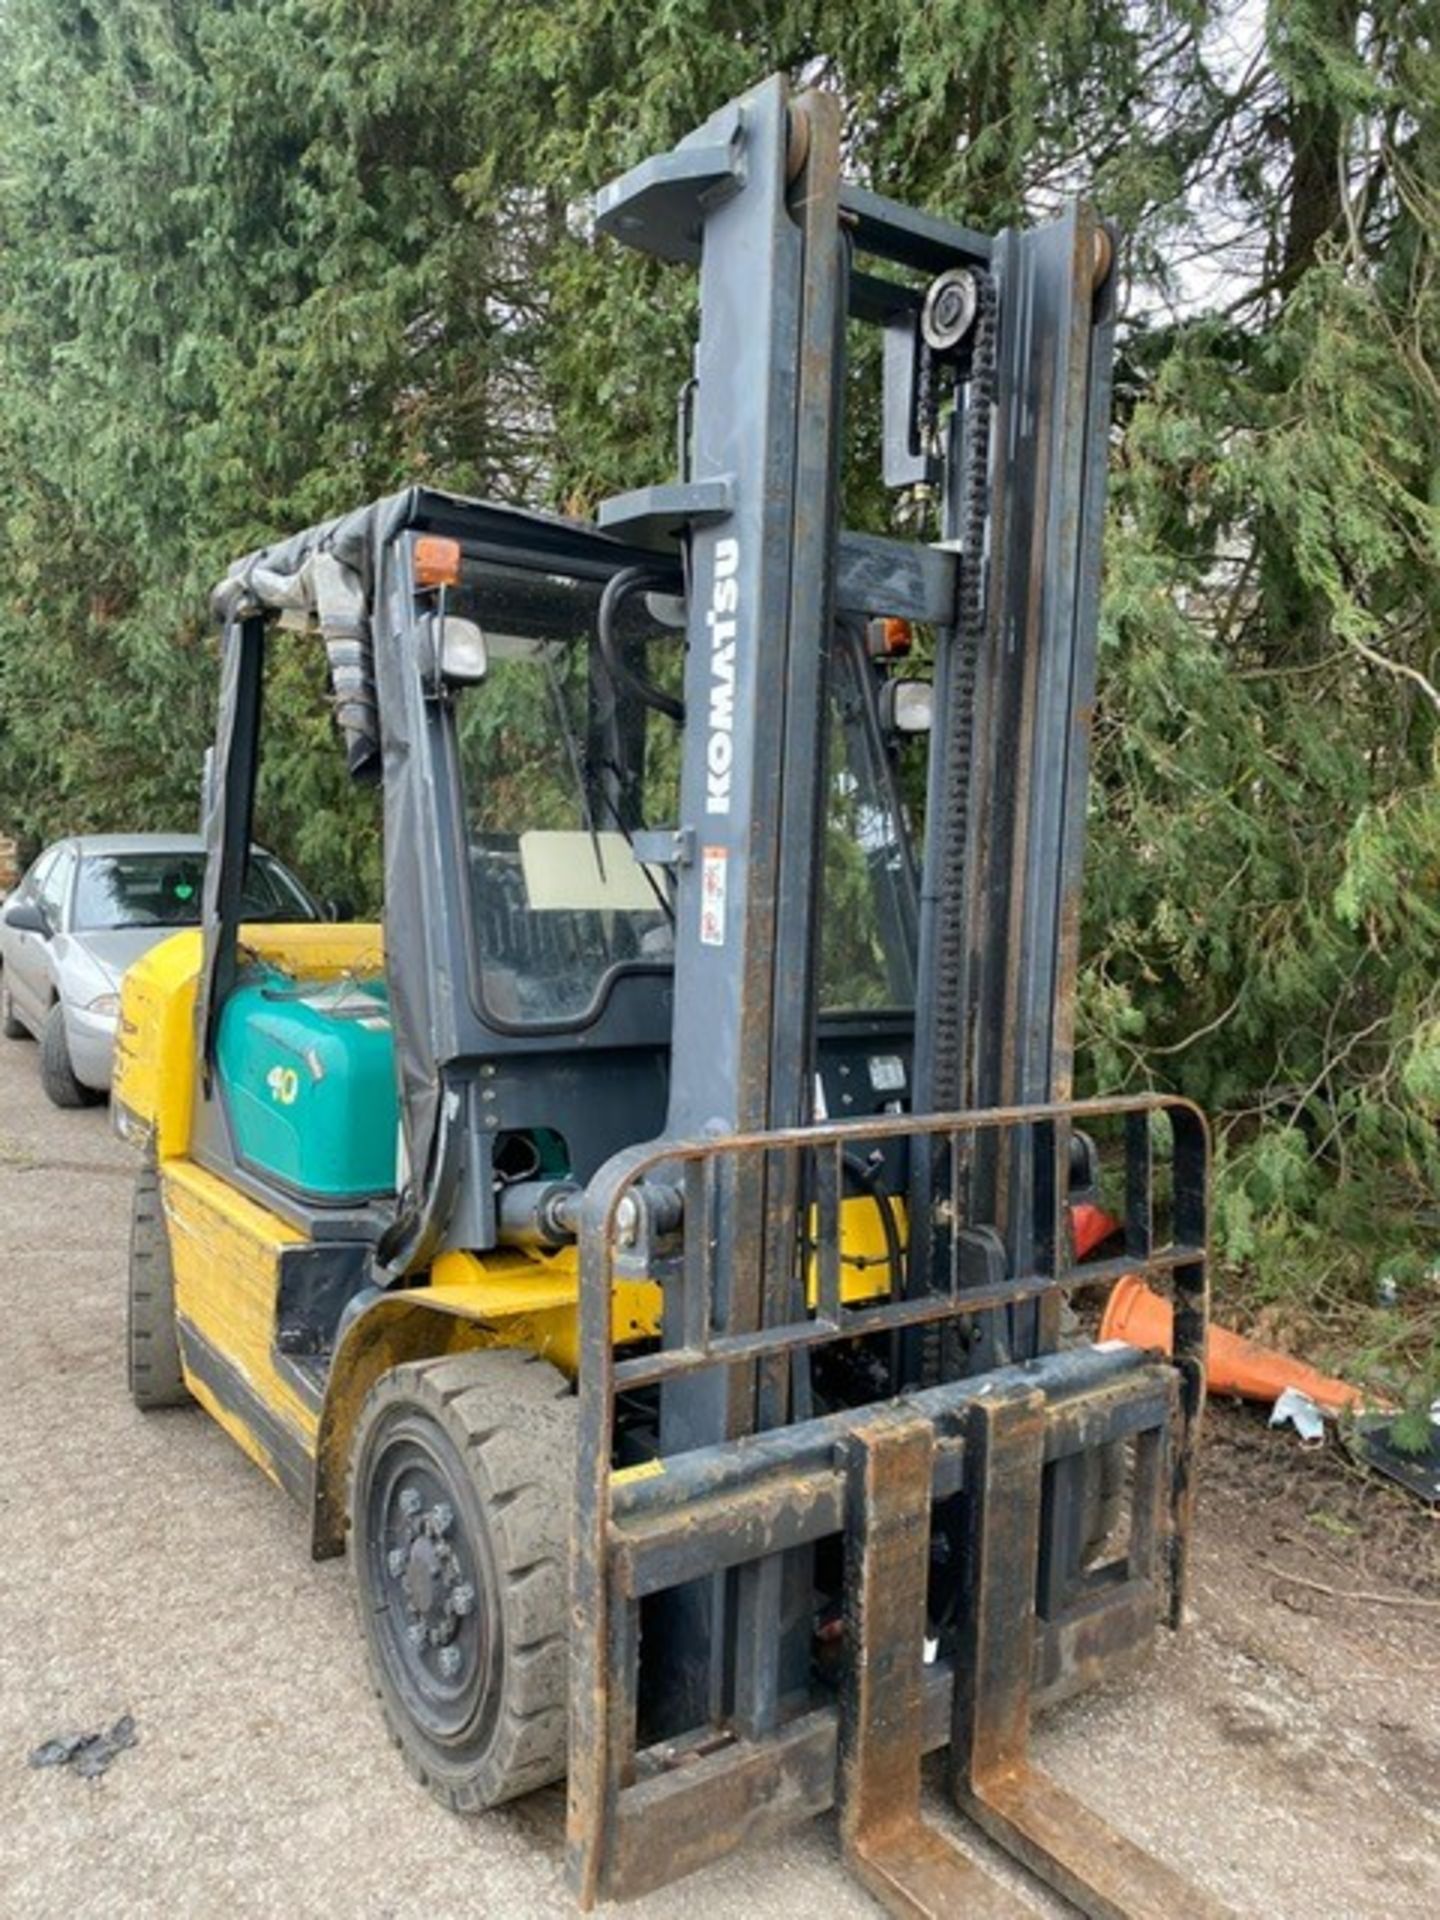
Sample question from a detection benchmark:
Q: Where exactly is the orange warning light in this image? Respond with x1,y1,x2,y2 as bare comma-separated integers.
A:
414,535,462,589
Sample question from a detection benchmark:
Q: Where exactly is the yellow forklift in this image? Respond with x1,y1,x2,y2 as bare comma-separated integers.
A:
114,72,1225,1918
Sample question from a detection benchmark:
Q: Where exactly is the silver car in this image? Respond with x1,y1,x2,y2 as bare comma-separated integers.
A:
0,833,319,1106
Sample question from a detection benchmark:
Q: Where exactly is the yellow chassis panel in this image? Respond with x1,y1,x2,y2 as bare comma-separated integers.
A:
119,915,906,1540
163,1158,315,1486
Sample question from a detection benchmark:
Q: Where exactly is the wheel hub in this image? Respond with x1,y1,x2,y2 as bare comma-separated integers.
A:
386,1489,473,1653
363,1423,504,1744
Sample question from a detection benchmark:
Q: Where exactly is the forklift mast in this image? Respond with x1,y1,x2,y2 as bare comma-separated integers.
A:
567,74,1219,1916
599,74,1114,1356
590,64,1102,1737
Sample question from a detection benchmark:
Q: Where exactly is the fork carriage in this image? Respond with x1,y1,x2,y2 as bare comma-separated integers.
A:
568,1096,1214,1914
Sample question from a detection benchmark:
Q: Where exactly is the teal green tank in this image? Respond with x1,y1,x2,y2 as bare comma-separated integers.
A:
215,969,398,1202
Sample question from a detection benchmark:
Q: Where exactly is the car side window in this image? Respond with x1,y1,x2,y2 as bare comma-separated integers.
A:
37,849,74,927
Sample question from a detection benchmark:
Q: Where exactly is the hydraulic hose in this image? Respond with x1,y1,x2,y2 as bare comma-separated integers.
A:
596,565,685,723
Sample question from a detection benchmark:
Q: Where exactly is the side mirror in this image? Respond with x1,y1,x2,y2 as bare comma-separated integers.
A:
4,899,49,937
323,896,356,923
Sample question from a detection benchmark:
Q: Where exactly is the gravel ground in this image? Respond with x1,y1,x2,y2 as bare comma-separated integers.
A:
0,1033,1436,1919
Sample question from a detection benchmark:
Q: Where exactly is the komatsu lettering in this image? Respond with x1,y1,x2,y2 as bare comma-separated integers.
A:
705,538,740,815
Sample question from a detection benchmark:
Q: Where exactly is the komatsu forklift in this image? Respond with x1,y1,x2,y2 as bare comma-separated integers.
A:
114,72,1225,1918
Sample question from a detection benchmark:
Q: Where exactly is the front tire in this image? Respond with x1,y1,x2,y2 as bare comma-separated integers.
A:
127,1157,190,1409
348,1349,576,1811
40,1002,102,1108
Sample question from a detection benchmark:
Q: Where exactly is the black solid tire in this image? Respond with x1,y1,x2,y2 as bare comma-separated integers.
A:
0,974,28,1040
127,1157,190,1409
348,1349,576,1811
39,1002,101,1107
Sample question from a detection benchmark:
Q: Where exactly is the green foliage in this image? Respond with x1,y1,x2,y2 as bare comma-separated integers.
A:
0,1,1437,1395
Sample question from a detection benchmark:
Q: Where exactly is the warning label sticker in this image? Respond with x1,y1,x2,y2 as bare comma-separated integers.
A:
699,844,728,947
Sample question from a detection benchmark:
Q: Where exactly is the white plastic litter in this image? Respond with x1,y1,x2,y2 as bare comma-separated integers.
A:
1269,1386,1325,1446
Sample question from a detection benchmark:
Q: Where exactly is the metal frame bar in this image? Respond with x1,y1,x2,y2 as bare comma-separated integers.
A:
195,612,266,1079
601,1095,1205,1389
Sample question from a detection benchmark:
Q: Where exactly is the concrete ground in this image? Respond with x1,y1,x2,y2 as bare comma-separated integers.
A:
0,1032,1436,1919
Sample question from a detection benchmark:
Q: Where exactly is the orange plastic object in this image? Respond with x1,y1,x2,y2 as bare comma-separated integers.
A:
1099,1273,1364,1415
1071,1201,1118,1261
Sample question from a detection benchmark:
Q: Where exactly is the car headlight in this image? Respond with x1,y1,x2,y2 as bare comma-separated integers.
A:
86,993,121,1017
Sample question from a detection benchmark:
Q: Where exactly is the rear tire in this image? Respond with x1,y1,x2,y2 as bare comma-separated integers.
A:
0,975,28,1040
348,1348,576,1811
127,1156,190,1409
40,1002,101,1108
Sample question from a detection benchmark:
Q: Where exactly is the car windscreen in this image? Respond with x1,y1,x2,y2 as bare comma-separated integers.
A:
72,853,312,930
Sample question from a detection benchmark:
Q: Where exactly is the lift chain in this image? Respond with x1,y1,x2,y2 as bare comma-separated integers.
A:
917,272,997,1388
929,268,997,1109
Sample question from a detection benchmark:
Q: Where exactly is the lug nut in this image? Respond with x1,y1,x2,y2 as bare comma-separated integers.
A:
405,1621,427,1648
397,1487,422,1517
387,1547,407,1578
436,1645,462,1679
428,1502,454,1537
450,1582,475,1618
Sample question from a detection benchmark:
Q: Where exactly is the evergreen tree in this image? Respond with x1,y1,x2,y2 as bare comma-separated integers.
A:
0,1,1434,1408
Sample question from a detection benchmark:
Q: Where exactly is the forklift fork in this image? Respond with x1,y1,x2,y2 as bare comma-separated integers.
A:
840,1388,1229,1920
567,1097,1232,1918
948,1384,1227,1920
839,1410,1023,1917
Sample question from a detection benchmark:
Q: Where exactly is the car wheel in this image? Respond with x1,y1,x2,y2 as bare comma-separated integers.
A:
39,1002,103,1108
348,1348,575,1811
0,974,29,1040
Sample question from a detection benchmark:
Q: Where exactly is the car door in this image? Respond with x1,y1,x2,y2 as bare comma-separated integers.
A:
0,857,28,1006
3,849,58,1025
34,844,77,1013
